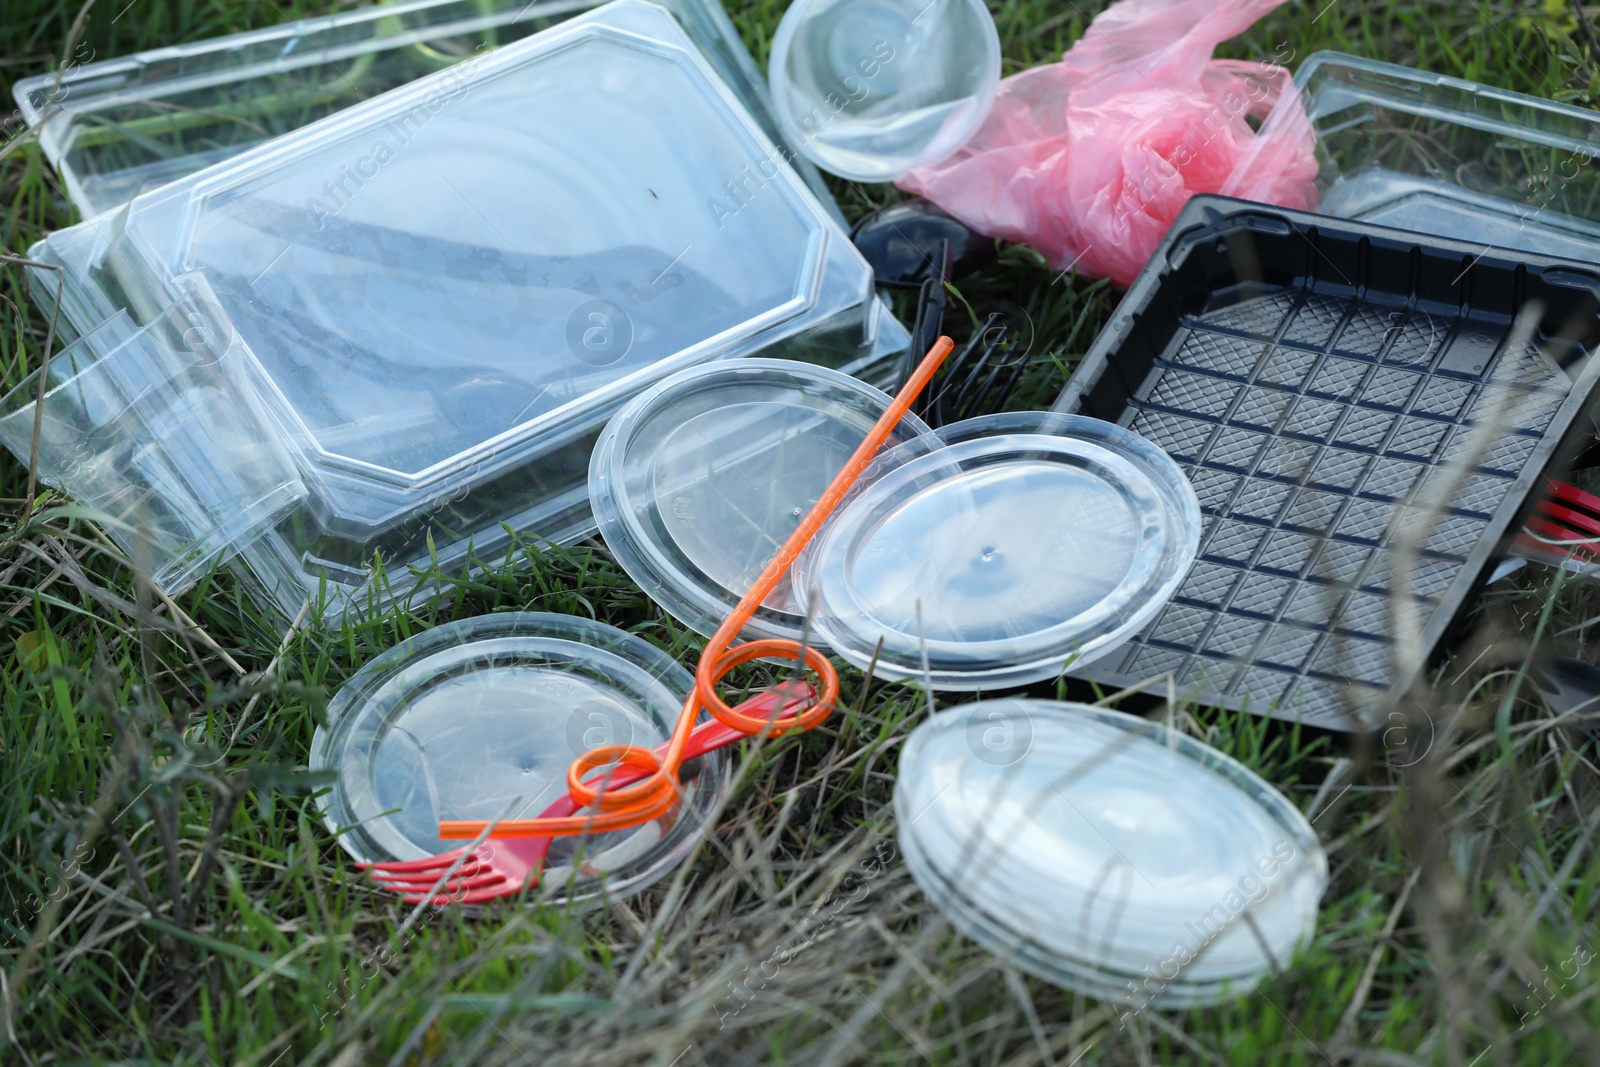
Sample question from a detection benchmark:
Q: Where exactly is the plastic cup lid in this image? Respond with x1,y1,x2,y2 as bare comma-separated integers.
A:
896,699,1327,1006
767,0,1001,182
589,358,932,644
794,412,1200,690
309,613,725,902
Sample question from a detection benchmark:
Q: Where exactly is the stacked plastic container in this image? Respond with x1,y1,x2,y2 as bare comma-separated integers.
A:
4,0,907,624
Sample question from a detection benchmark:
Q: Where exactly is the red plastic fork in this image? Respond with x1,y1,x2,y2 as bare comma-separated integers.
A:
360,682,816,904
1515,479,1600,565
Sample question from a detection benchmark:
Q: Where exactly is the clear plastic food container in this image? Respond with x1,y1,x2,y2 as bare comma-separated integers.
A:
766,0,1000,182
11,1,906,624
1238,52,1600,261
0,299,305,593
13,0,842,223
795,412,1201,690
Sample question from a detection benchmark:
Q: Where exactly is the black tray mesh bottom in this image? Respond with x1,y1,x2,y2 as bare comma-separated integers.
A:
1099,291,1572,725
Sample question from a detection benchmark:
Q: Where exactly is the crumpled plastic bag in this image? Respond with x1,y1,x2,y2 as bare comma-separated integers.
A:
897,0,1320,288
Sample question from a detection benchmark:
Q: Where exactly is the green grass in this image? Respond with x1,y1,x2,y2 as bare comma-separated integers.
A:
4,0,1600,1064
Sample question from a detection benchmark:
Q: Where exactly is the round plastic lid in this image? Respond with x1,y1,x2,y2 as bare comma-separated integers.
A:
310,613,726,902
896,699,1326,1006
589,358,932,644
795,412,1200,690
767,0,1001,182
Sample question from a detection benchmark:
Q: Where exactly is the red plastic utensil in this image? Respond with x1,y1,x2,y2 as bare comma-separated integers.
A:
361,682,815,904
1515,479,1600,565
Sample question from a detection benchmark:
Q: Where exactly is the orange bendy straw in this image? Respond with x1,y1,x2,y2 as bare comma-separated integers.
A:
440,336,955,841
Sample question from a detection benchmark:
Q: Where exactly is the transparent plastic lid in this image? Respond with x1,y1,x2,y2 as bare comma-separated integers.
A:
896,699,1326,1006
310,613,726,903
796,413,1201,689
590,358,932,642
767,0,1000,182
151,0,837,495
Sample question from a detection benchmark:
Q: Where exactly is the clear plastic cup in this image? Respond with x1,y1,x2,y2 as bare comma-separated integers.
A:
768,0,1000,182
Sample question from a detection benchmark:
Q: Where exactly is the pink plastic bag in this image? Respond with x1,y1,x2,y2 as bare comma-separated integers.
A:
898,0,1319,288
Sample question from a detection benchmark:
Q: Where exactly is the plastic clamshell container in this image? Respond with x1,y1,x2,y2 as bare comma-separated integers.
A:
1053,195,1600,731
590,358,933,643
0,299,304,592
795,412,1200,690
1244,52,1600,261
896,699,1327,1007
310,612,729,904
13,0,841,222
19,1,906,621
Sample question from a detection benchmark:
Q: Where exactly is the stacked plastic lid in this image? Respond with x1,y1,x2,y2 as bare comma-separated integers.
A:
767,0,1001,181
794,412,1202,689
896,699,1327,1006
18,0,905,626
590,358,932,642
310,613,727,903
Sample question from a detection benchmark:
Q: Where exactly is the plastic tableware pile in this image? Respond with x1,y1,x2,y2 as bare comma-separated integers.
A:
52,0,1600,1020
591,365,1203,691
317,346,1332,1005
1,0,908,625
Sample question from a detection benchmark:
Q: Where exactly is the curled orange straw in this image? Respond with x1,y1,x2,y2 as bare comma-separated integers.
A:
440,336,955,840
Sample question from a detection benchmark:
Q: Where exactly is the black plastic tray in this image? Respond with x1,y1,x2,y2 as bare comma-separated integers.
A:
1054,196,1600,731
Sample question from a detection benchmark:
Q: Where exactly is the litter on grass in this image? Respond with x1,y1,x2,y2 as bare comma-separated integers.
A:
20,0,1600,1014
6,0,905,626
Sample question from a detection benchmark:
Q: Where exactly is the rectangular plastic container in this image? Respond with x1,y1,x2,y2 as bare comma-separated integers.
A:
12,0,841,223
1245,52,1600,262
0,300,305,594
10,0,904,625
1053,195,1600,731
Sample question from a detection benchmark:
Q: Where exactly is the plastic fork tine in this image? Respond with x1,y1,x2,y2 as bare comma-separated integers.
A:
356,847,469,873
1537,499,1600,539
375,873,508,896
1547,479,1600,516
366,863,489,889
1520,517,1600,559
366,864,497,889
1513,479,1600,570
401,884,515,906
